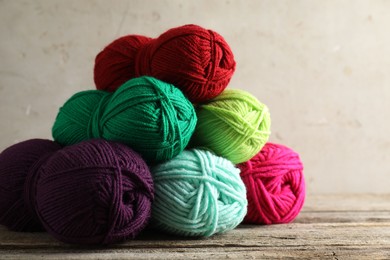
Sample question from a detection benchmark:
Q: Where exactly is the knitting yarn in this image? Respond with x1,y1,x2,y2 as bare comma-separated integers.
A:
94,24,236,103
0,139,154,244
94,35,151,92
0,139,61,232
33,139,154,244
151,149,247,237
52,76,197,163
237,143,305,224
190,89,271,164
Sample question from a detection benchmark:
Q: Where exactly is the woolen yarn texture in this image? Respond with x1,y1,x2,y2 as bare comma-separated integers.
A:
191,89,271,164
237,143,305,224
151,149,247,237
94,24,236,103
0,139,154,245
33,139,154,244
0,139,61,232
52,76,197,163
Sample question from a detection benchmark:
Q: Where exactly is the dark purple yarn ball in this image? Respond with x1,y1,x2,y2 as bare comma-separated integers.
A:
0,139,61,231
32,139,154,245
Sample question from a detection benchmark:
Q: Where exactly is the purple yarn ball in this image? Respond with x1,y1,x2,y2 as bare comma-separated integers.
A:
0,139,61,231
32,139,154,245
0,138,154,245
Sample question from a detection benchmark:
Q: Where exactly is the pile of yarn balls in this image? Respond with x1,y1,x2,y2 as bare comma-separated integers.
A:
0,24,305,245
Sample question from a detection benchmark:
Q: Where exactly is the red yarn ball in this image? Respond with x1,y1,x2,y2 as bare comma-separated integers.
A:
94,24,236,103
94,35,152,92
237,143,305,224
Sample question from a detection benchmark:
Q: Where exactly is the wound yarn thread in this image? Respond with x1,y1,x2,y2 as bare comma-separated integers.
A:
0,139,61,232
237,142,305,224
94,24,236,103
0,139,154,245
34,139,154,244
52,76,197,163
94,35,151,91
190,89,271,164
151,149,247,237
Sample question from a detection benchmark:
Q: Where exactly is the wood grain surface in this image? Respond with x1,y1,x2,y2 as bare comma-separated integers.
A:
0,194,389,259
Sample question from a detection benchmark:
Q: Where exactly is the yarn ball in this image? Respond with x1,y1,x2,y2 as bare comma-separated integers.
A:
237,143,305,224
94,35,151,92
151,149,247,237
0,139,61,232
190,89,271,164
52,76,197,163
32,139,154,244
94,24,236,103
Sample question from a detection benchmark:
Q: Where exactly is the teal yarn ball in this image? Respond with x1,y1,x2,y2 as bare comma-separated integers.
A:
151,149,247,237
52,76,197,162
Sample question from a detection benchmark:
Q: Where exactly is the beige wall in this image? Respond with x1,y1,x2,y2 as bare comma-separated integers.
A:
1,0,389,194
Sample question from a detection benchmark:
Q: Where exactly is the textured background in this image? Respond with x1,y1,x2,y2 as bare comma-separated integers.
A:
1,0,389,194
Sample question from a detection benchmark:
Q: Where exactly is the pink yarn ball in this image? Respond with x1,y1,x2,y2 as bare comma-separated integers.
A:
237,143,305,224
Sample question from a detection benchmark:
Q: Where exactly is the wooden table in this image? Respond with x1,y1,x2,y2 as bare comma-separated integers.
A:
0,194,389,259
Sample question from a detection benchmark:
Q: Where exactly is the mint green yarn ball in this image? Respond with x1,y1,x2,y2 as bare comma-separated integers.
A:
151,149,247,237
191,89,271,164
52,76,197,162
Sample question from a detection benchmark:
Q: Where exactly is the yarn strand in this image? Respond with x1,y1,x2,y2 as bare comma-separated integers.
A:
52,76,197,163
151,149,247,237
238,143,305,224
95,24,236,103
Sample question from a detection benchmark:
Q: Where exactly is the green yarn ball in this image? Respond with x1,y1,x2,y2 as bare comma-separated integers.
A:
191,89,271,164
52,76,197,162
151,149,247,237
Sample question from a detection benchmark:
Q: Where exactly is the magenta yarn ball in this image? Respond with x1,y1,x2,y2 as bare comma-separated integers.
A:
237,143,305,224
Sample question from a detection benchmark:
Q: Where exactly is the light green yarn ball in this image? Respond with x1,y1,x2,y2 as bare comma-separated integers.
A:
191,89,271,164
151,149,247,237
